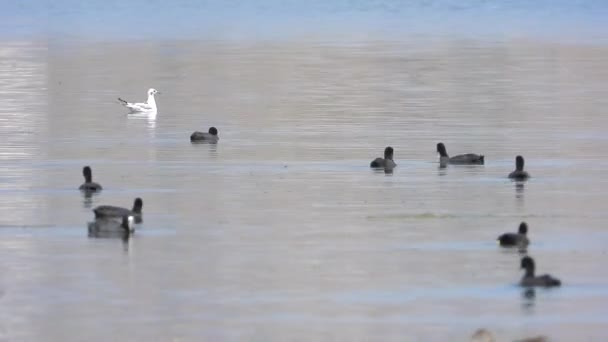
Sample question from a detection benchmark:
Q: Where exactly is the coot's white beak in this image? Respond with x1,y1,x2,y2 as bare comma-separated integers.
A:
127,216,135,231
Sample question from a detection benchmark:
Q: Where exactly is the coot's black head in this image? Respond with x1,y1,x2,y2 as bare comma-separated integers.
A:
208,127,218,135
520,256,535,272
516,155,525,171
133,198,144,213
518,222,528,235
436,143,448,157
384,146,394,160
83,166,93,182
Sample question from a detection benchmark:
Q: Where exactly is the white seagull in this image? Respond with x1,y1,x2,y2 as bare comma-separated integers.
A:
118,88,159,113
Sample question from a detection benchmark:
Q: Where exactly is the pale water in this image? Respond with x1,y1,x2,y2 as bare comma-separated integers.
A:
1,1,608,341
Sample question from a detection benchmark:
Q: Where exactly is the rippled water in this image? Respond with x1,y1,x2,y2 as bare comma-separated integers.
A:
2,1,608,341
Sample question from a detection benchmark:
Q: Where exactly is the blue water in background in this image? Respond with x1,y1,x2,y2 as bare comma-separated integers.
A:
3,0,608,41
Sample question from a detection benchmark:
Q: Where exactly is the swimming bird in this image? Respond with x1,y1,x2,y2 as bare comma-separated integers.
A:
78,166,102,192
437,142,484,165
471,329,495,342
118,88,159,113
190,127,219,143
509,155,530,180
519,256,561,287
370,146,396,169
93,198,143,223
88,215,134,239
498,222,530,247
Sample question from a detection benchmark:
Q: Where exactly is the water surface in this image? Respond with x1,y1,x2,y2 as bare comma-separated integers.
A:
1,1,608,341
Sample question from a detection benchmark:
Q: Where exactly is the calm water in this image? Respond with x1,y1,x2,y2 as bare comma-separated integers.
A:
2,1,608,341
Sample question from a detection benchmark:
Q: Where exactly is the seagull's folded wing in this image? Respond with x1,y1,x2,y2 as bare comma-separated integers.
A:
134,102,153,109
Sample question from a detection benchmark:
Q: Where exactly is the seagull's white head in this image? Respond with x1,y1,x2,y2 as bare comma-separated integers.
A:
148,88,159,96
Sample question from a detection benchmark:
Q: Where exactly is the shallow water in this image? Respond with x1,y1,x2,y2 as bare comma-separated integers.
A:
2,1,608,341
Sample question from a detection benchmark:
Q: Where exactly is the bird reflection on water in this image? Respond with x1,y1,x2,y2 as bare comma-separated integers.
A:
515,181,525,199
88,216,134,242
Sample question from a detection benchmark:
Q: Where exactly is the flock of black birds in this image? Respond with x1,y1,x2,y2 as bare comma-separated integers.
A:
79,166,142,239
368,142,559,288
78,136,560,288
